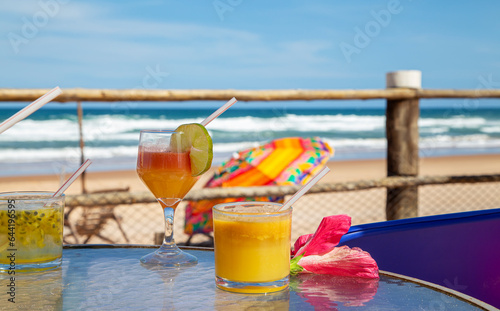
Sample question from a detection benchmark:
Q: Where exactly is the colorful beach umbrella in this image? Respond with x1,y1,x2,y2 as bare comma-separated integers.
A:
184,137,334,236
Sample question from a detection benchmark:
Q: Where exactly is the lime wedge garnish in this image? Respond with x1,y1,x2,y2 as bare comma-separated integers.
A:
171,123,213,176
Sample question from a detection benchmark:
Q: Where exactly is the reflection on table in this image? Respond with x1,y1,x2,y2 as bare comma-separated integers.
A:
0,246,493,310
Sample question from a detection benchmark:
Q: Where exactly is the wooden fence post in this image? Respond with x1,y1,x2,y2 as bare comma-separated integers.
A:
385,70,421,220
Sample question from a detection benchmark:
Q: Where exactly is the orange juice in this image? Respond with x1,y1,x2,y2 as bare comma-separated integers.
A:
137,149,197,208
213,202,292,293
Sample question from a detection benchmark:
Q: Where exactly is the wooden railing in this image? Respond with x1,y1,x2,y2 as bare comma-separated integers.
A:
2,88,500,102
62,174,500,208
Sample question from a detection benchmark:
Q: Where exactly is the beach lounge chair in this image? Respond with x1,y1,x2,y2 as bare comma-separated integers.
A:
64,187,130,244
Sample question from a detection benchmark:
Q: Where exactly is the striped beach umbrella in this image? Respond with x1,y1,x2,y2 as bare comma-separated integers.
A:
184,137,334,236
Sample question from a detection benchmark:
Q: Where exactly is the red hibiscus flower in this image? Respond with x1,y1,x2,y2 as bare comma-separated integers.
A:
291,215,379,279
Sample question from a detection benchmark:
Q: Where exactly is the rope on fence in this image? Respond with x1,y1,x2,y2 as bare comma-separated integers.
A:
65,174,500,207
2,88,500,102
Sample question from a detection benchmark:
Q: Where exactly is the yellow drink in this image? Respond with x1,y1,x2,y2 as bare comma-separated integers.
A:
0,192,64,272
214,217,291,282
213,202,292,294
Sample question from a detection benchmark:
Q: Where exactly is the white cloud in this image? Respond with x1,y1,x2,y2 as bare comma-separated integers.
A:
0,2,374,88
0,1,108,20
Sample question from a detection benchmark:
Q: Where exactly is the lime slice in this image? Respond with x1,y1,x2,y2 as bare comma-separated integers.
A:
171,123,213,176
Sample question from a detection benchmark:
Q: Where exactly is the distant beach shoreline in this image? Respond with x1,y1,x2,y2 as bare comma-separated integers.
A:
2,148,500,178
0,151,496,179
2,153,499,194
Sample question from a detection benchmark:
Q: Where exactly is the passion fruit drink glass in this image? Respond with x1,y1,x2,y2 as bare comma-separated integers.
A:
137,126,212,267
0,192,64,272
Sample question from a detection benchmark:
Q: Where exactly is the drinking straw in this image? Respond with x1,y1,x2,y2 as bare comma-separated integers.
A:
0,86,62,134
53,159,92,197
279,167,331,211
200,97,238,127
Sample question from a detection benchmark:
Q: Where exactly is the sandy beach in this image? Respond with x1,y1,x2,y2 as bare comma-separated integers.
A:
1,154,499,244
2,154,499,193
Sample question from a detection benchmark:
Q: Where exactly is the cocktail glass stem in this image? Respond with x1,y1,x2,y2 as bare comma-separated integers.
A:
163,206,175,245
158,205,181,253
140,203,197,267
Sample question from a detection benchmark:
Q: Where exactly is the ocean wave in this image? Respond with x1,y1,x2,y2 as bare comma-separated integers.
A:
0,146,138,163
1,135,499,163
420,135,500,148
481,126,500,134
418,116,487,128
2,113,499,144
0,114,388,143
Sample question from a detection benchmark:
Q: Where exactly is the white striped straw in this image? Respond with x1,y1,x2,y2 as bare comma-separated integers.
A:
0,86,62,134
200,97,237,127
279,166,330,211
53,159,92,197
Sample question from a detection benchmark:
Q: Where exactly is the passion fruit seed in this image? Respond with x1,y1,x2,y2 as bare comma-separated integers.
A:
0,208,62,248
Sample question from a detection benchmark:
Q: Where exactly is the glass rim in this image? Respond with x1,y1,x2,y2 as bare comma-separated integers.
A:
213,201,292,217
139,129,177,134
0,191,65,202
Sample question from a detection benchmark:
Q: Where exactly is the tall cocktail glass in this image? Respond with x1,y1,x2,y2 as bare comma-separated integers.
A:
137,130,199,267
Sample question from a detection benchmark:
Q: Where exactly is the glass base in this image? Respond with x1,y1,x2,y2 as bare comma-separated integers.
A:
140,244,197,268
0,256,62,273
215,275,289,294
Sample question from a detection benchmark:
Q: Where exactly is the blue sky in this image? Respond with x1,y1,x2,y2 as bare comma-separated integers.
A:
1,1,500,108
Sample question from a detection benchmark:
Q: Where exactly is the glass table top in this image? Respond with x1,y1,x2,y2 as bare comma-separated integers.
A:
0,245,494,310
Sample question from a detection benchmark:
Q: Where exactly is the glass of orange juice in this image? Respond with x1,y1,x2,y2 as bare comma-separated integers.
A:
0,192,64,273
213,202,292,294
